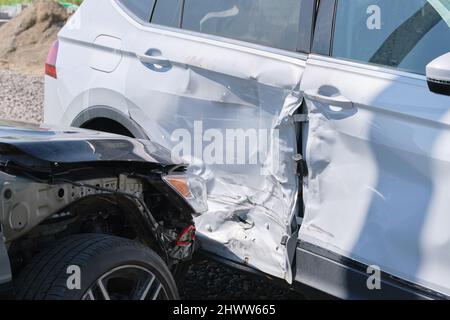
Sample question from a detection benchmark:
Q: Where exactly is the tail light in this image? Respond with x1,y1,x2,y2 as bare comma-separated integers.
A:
176,225,196,246
45,40,59,79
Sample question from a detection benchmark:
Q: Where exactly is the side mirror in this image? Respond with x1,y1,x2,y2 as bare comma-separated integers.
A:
426,52,450,96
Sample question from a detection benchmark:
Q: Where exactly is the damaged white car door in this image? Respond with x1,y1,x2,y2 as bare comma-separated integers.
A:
300,0,450,295
118,0,313,281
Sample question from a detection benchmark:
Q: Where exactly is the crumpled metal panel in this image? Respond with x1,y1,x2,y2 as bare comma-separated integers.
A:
121,28,305,280
128,63,304,281
53,0,306,281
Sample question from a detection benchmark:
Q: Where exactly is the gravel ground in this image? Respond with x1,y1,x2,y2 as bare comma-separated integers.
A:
0,70,43,123
181,260,304,300
0,69,305,300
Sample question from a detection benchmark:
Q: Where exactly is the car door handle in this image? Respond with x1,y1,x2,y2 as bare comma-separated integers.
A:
303,89,354,109
137,47,173,71
136,53,170,65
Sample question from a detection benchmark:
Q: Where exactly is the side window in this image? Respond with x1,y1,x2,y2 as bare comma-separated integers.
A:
181,0,304,51
332,0,450,75
151,0,183,27
297,0,317,53
311,0,336,55
118,0,156,22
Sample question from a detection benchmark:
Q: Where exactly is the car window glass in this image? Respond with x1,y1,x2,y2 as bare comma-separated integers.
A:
296,0,318,53
152,0,183,27
332,0,450,75
118,0,156,22
182,0,303,51
311,0,336,55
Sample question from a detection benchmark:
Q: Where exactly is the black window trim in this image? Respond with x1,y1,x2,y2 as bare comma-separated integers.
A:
150,0,184,28
329,0,338,56
296,0,318,54
179,0,185,28
311,0,338,56
149,0,158,23
115,0,156,24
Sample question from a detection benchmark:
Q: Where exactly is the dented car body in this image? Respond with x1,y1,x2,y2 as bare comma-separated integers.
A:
0,121,200,299
44,0,450,299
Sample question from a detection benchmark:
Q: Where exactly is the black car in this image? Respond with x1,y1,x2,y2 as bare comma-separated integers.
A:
0,120,206,300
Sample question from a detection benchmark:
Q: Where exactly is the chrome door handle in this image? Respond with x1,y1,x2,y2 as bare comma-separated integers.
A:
303,89,354,109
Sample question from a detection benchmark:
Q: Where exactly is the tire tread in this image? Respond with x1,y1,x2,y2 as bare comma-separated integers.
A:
14,234,176,300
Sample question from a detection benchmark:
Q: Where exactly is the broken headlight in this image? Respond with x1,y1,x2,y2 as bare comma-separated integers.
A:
163,174,208,213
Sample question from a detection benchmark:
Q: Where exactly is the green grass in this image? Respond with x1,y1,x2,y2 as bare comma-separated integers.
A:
0,0,82,5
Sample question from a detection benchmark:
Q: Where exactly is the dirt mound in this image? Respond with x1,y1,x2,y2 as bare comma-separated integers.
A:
0,0,68,75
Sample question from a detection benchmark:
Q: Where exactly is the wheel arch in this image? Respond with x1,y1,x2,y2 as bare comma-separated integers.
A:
7,192,162,279
71,106,149,139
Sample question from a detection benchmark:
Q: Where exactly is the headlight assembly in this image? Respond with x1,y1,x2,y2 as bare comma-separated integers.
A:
163,174,208,213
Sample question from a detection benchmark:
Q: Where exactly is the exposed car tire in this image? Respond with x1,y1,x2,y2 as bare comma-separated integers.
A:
14,234,179,300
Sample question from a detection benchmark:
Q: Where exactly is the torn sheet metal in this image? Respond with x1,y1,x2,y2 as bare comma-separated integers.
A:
128,67,304,281
191,88,302,281
120,26,305,281
54,0,306,281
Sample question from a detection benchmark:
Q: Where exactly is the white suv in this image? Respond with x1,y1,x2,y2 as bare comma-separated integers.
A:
45,0,450,299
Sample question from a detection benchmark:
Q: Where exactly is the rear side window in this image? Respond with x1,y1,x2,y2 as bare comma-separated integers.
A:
311,0,336,55
151,0,183,27
332,0,450,75
118,0,156,22
181,0,304,51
